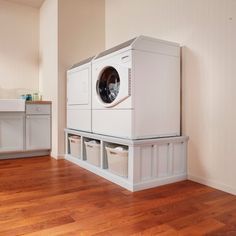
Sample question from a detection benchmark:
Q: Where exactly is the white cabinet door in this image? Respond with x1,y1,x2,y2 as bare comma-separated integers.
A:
0,113,24,152
26,115,51,150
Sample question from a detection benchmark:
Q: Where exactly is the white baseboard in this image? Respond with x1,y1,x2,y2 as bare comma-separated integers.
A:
188,175,236,195
0,150,50,160
50,152,65,160
133,174,187,191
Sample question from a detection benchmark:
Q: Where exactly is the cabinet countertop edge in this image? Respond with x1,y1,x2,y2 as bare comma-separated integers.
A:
26,101,52,105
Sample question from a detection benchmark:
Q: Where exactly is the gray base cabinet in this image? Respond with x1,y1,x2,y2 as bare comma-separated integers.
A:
0,102,51,158
0,113,24,152
26,115,51,150
25,104,51,151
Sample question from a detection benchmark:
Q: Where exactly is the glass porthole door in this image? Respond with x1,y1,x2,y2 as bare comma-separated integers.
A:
96,67,120,104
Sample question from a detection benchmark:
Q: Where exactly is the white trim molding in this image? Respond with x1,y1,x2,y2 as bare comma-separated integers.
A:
50,152,65,160
188,175,236,196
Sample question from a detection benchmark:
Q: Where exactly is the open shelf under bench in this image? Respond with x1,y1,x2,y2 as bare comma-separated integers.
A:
65,128,189,192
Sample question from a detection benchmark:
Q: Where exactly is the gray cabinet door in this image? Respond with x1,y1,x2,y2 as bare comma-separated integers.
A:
26,115,51,150
0,113,24,152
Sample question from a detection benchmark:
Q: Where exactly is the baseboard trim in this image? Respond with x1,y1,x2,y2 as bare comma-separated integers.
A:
133,174,187,191
0,150,50,160
50,153,65,160
188,175,236,195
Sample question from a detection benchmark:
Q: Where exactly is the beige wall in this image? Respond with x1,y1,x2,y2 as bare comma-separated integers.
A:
39,0,58,157
39,0,105,158
0,0,39,98
106,0,236,194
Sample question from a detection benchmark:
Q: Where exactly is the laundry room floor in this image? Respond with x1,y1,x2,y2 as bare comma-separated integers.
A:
0,156,235,235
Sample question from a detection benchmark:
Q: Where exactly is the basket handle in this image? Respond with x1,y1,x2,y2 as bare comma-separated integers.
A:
109,151,118,155
87,144,93,148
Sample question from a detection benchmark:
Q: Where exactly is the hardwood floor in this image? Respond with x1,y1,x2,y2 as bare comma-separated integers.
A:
0,156,235,235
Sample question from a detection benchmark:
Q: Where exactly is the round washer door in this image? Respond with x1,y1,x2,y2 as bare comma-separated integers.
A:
96,66,120,105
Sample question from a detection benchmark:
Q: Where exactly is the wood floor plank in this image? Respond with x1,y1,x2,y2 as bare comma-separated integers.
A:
168,195,236,230
179,218,225,235
0,156,235,235
130,224,175,236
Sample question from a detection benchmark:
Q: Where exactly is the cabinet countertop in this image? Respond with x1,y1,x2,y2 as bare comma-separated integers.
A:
26,101,52,105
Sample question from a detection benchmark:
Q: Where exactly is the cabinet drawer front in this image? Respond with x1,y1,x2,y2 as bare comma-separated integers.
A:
26,104,51,115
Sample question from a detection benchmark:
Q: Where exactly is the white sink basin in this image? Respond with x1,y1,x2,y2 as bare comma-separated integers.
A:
0,99,25,112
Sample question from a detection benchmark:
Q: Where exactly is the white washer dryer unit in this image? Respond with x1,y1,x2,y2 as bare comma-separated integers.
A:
92,36,180,139
67,57,94,132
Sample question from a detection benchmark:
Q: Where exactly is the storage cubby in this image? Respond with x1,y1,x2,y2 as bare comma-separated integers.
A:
103,142,129,178
102,141,127,169
67,134,81,159
65,129,188,192
84,139,101,167
82,137,100,162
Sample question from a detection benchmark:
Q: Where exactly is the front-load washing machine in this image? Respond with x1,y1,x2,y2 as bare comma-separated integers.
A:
92,36,180,139
67,57,94,132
